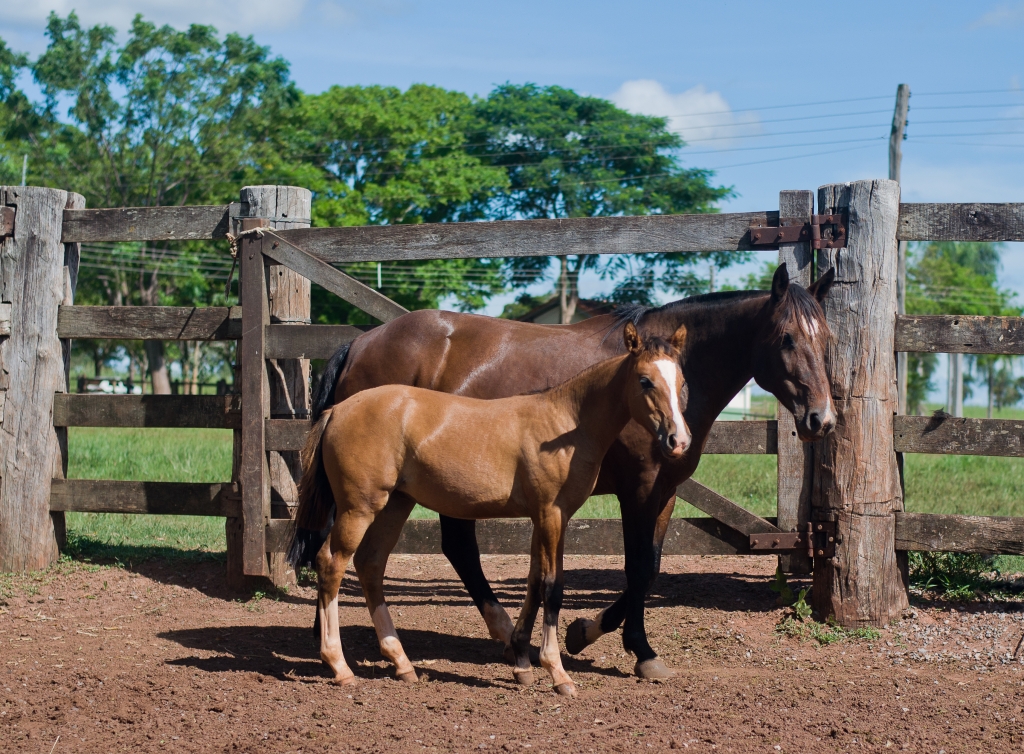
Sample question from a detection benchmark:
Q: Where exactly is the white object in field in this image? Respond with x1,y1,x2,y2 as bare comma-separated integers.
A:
718,380,753,420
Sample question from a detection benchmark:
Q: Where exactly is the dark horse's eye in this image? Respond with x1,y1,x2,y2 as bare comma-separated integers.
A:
639,377,654,390
781,332,796,350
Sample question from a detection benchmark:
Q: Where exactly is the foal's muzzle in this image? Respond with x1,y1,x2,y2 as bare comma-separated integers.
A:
658,428,689,459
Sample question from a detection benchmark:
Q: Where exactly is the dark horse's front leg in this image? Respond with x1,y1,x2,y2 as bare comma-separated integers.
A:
564,486,677,679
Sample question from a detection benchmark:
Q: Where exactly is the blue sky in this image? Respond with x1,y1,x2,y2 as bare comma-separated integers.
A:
3,1,1024,400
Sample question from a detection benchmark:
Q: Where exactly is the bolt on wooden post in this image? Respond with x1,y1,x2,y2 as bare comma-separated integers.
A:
0,186,82,571
812,179,909,626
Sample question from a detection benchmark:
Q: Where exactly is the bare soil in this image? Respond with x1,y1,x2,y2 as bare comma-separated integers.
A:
3,554,1024,753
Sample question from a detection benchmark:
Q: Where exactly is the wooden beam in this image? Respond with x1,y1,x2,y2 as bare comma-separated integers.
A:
53,394,240,429
895,314,1024,355
260,232,407,323
897,203,1024,242
894,414,1024,456
262,517,777,556
265,419,308,451
239,224,270,576
61,204,238,243
0,302,10,338
895,512,1024,555
265,324,372,360
676,479,780,536
49,479,240,517
702,420,777,454
273,211,777,265
57,305,240,340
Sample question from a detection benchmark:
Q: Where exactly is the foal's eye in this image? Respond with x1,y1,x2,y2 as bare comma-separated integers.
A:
639,377,654,390
781,333,796,350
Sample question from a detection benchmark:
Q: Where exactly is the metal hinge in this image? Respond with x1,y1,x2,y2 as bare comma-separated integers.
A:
749,521,838,558
0,207,14,239
749,212,847,250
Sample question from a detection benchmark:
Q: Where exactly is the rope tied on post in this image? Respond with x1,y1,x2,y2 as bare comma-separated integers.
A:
224,226,267,298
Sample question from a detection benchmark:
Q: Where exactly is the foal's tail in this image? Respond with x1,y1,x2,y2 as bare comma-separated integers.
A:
286,406,337,570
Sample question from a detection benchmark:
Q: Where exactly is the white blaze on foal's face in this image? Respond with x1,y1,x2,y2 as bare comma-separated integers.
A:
652,357,689,450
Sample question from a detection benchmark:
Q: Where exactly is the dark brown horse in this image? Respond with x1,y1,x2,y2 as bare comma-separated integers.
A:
290,263,835,679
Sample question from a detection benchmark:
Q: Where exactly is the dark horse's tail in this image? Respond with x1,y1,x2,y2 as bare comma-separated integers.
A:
286,343,350,569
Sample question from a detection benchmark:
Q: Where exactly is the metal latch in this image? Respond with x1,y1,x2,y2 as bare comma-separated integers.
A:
749,521,838,558
749,212,847,250
0,207,13,239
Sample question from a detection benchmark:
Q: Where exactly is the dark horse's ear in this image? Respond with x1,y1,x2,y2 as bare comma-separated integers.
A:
771,263,790,302
624,321,643,354
807,267,836,303
670,323,687,353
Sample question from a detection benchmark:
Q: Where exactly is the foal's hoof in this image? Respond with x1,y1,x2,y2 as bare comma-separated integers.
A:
396,670,418,684
331,674,357,687
553,682,577,698
634,658,676,680
564,618,593,655
513,668,534,686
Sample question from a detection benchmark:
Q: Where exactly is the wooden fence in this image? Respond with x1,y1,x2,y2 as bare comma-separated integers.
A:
2,181,1023,625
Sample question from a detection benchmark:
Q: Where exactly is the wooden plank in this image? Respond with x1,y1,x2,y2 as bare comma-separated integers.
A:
0,302,10,338
702,420,777,454
0,187,72,571
57,305,240,340
814,180,907,625
777,189,815,574
675,479,779,536
49,479,240,516
895,512,1024,555
260,231,408,322
239,224,270,576
278,517,778,557
265,419,309,451
265,324,372,360
895,314,1024,355
894,414,1024,456
274,211,777,264
897,203,1024,242
53,394,240,429
61,204,237,243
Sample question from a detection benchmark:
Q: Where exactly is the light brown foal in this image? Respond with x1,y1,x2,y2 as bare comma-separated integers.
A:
295,322,689,696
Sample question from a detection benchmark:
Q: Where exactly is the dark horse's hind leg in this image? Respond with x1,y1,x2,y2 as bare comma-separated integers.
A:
439,515,522,663
564,488,677,679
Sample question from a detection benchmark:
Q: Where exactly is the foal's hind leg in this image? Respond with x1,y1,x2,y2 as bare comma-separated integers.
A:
354,493,417,683
317,508,377,685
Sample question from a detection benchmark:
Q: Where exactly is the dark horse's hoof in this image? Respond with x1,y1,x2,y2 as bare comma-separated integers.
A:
396,670,418,683
634,657,676,680
513,668,534,686
564,618,594,655
503,644,541,667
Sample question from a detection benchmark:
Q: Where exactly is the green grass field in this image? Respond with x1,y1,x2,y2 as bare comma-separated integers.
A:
63,426,1024,563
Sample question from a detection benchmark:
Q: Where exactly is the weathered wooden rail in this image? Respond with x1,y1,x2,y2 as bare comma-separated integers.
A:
2,183,1024,626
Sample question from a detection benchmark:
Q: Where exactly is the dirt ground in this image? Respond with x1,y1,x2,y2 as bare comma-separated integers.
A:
3,554,1024,753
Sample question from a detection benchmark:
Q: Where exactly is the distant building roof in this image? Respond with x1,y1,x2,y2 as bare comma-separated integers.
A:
515,297,615,324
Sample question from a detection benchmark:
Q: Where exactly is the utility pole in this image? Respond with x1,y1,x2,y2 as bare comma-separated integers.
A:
890,84,910,413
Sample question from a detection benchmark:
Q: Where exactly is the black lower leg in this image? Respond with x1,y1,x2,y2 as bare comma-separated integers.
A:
599,592,628,634
512,581,541,670
621,542,660,662
440,515,502,617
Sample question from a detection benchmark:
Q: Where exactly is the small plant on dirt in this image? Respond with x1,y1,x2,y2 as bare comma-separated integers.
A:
792,587,812,621
769,566,795,606
247,591,266,612
909,552,993,599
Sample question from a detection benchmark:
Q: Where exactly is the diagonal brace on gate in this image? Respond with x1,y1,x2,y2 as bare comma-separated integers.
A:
676,479,781,536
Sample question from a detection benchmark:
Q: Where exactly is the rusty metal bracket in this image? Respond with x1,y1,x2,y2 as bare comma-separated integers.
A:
749,520,838,558
749,211,847,250
0,207,14,239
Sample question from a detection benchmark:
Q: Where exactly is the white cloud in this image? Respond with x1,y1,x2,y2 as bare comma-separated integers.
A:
608,79,759,147
971,2,1024,28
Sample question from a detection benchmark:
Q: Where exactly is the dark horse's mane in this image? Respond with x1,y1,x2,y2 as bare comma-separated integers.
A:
612,286,827,340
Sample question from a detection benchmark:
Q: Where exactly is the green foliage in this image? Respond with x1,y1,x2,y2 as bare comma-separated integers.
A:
499,292,549,319
769,566,796,606
908,551,993,599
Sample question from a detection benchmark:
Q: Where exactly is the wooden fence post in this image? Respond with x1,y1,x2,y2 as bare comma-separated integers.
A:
0,186,82,571
227,186,311,588
812,179,909,625
777,190,815,574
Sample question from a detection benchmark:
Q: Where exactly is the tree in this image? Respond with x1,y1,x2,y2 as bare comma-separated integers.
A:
472,84,735,322
905,242,1021,416
276,84,511,324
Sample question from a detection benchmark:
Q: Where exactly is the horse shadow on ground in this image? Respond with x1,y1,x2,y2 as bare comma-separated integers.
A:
158,622,623,687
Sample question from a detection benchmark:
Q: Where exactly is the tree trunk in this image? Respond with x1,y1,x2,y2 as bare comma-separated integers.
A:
145,339,171,395
558,256,580,324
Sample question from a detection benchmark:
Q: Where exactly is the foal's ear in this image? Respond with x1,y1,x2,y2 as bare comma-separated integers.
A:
771,263,790,302
624,321,643,354
807,267,836,303
670,324,687,352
